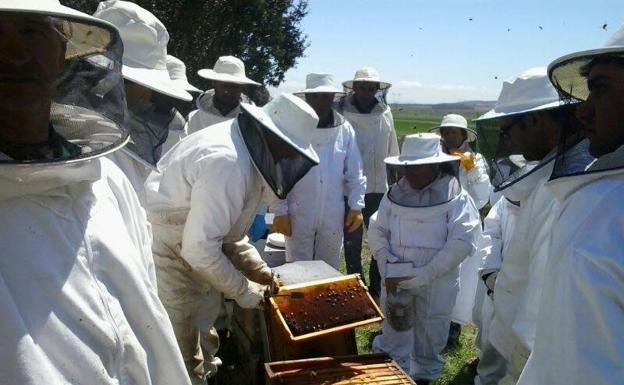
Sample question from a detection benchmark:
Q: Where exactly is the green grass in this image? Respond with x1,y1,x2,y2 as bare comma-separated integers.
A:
340,236,479,385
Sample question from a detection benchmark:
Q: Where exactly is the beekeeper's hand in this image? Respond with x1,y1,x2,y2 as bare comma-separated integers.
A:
272,215,292,237
397,266,433,291
452,151,476,172
235,281,266,309
345,210,364,233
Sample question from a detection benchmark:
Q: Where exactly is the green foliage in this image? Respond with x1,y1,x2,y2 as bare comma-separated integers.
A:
62,0,309,104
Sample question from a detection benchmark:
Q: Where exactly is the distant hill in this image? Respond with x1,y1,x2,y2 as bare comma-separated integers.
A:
392,100,496,114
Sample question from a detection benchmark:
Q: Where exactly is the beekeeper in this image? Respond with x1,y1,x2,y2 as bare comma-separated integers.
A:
474,67,592,385
186,55,260,134
337,67,399,300
429,114,490,346
0,1,190,383
369,133,480,384
145,93,320,383
270,73,366,269
93,1,193,205
518,25,624,385
159,54,202,154
473,188,522,385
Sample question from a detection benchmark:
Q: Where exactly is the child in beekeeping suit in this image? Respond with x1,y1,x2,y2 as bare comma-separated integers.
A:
368,133,481,384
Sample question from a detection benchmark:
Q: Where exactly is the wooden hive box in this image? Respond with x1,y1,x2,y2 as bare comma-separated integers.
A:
264,353,416,384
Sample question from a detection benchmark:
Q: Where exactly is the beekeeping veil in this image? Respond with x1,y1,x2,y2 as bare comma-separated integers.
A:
475,67,588,191
341,67,391,106
384,133,461,207
0,0,128,165
93,0,192,168
547,24,624,180
238,93,320,200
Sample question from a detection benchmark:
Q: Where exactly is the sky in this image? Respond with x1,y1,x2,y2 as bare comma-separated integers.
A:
271,0,624,103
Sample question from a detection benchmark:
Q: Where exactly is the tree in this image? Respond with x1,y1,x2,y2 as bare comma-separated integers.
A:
63,0,309,104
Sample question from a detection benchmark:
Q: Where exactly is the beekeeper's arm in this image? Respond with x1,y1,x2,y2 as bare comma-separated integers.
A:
398,192,481,290
367,196,396,276
463,153,491,209
181,154,264,308
478,198,505,295
344,123,366,232
385,108,400,157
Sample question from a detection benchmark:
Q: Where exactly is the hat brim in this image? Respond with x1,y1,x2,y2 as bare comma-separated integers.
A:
294,86,346,96
1,3,119,60
429,125,478,142
343,79,392,90
548,46,624,101
474,100,565,122
172,79,202,93
239,102,320,164
384,153,460,166
123,65,193,101
197,69,261,86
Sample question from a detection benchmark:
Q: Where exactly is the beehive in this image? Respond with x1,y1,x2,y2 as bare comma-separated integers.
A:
268,274,383,342
264,354,416,384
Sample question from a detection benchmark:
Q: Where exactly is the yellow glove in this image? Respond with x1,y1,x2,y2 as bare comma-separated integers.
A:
345,210,364,233
272,215,292,237
452,151,476,172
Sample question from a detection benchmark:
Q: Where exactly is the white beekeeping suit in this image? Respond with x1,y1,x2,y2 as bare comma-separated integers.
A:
145,94,319,384
186,56,260,134
473,196,520,385
338,94,399,194
0,2,190,383
271,111,366,269
368,134,480,382
518,27,624,385
94,1,192,206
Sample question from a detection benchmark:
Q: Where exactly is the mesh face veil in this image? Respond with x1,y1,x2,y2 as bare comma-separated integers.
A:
237,110,317,200
0,12,128,164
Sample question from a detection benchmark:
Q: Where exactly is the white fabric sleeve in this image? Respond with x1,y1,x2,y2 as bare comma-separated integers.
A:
385,109,400,157
185,109,201,135
367,195,393,262
104,158,158,288
480,198,505,277
464,153,492,209
421,192,481,281
269,199,289,216
180,154,253,300
344,122,366,210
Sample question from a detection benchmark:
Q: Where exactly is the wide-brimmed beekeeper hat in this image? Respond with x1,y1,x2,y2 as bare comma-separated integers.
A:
385,133,460,166
475,67,562,121
548,24,624,101
429,114,478,142
198,56,261,86
240,93,320,164
94,0,192,101
0,0,120,60
295,73,345,95
167,55,202,93
343,67,391,90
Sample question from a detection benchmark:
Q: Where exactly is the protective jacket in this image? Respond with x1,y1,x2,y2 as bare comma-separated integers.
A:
517,146,624,385
337,96,399,194
271,112,366,269
369,175,480,380
488,160,554,361
186,90,250,135
0,157,190,385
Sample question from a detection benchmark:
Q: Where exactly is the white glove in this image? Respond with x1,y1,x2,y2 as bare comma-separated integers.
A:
234,281,265,309
374,248,399,277
397,265,433,290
